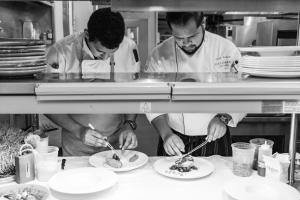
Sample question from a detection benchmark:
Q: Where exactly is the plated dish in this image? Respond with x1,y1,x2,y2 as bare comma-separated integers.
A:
0,184,49,200
89,150,148,172
169,155,198,172
153,156,214,179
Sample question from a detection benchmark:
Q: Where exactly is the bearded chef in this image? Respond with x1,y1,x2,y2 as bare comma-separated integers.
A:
45,8,140,156
145,12,246,157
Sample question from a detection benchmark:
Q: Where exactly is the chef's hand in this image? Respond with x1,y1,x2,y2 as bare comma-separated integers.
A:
163,133,185,156
206,116,227,142
80,127,107,147
119,126,138,150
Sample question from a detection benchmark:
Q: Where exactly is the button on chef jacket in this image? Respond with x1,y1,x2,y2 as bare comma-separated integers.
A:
145,31,246,136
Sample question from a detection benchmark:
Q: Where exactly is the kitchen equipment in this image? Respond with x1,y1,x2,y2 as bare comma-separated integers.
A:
249,138,274,170
35,146,59,182
49,167,117,199
231,142,255,177
153,156,214,179
89,150,148,172
15,144,35,183
175,140,208,164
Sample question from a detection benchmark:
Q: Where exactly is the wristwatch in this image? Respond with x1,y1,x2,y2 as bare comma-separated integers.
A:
216,114,232,125
124,120,137,130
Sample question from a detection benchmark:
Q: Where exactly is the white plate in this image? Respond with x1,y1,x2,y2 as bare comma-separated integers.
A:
0,55,45,61
0,67,46,76
0,65,46,71
153,156,214,179
224,178,300,200
0,40,45,46
0,45,46,50
0,61,45,68
240,46,300,56
0,52,45,57
239,68,300,78
239,66,300,72
49,167,117,195
89,150,148,172
0,184,49,200
0,175,15,184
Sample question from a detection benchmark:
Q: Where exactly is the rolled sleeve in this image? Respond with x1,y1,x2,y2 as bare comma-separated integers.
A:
145,113,165,122
227,113,246,127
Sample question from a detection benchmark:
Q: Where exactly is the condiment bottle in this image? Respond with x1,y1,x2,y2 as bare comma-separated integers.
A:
22,19,34,39
257,141,272,176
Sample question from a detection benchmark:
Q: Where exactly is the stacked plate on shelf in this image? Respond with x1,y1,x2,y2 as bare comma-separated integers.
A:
0,39,47,77
238,46,300,78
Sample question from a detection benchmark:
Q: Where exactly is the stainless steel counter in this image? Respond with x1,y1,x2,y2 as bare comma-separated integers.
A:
0,72,300,113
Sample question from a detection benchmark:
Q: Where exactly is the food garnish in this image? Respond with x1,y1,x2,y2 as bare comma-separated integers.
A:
106,153,123,168
129,154,139,162
169,155,198,172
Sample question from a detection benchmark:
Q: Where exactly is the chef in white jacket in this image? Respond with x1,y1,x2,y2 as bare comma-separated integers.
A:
45,8,140,156
146,12,245,156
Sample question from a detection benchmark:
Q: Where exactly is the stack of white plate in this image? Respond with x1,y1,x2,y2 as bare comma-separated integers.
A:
0,39,47,76
238,46,300,78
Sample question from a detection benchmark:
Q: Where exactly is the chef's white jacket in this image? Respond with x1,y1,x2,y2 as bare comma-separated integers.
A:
146,31,246,136
46,31,140,74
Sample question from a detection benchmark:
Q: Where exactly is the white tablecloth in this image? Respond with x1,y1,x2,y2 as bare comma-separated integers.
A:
0,156,285,200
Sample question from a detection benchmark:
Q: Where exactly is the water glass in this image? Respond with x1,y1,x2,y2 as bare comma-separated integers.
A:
232,142,255,177
35,146,59,182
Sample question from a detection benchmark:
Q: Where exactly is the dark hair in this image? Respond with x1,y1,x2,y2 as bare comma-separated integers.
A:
87,8,125,49
166,12,203,29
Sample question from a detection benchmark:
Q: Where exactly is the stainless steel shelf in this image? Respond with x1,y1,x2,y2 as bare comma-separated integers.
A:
0,72,300,113
112,0,300,12
35,82,171,101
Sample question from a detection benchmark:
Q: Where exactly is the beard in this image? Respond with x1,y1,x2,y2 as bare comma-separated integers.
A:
179,44,201,55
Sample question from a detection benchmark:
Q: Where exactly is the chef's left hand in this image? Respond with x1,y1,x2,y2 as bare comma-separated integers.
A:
206,116,227,142
118,126,138,150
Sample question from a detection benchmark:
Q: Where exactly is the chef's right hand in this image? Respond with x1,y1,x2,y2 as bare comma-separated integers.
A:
80,127,107,147
163,133,185,156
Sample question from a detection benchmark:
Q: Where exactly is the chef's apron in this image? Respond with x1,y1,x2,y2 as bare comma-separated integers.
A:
81,54,115,80
157,127,232,157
